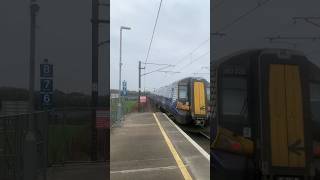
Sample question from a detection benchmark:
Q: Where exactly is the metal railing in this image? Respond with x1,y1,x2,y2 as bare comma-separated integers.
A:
0,111,48,180
47,107,108,165
110,98,137,127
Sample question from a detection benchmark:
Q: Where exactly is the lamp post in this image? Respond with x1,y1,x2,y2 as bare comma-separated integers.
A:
117,26,131,122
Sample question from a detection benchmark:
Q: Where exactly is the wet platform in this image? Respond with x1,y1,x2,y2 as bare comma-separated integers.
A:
110,112,209,180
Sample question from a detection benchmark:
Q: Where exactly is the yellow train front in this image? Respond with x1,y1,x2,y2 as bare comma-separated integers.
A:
150,77,210,130
210,48,320,180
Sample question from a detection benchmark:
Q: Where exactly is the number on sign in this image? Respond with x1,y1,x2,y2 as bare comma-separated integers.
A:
43,94,50,103
44,64,50,73
41,93,52,106
40,79,53,92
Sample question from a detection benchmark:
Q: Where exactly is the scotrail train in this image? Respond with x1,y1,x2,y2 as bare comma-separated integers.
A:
149,77,210,131
210,48,320,180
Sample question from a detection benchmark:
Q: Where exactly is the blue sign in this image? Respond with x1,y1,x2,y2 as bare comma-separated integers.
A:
40,60,53,109
40,64,53,77
40,79,53,92
122,81,127,96
40,93,53,106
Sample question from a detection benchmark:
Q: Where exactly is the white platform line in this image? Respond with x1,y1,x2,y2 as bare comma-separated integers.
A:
111,165,178,174
162,113,210,161
200,131,210,139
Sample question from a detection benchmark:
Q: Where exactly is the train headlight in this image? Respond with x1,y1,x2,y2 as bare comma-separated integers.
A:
212,127,254,156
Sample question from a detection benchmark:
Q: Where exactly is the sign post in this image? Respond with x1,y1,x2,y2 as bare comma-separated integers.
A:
40,59,53,109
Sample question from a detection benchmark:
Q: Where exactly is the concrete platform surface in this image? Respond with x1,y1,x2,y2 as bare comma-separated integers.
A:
46,162,108,180
110,112,209,180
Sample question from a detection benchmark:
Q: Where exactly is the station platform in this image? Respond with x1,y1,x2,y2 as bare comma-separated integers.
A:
47,162,108,180
110,112,209,180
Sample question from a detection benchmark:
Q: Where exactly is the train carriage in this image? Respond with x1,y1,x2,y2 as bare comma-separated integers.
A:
150,77,210,129
210,48,320,180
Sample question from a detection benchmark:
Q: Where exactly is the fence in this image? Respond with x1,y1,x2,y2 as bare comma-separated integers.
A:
47,107,108,165
110,97,138,127
0,112,48,180
0,107,109,179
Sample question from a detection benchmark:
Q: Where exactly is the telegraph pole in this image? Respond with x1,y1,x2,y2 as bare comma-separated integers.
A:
25,1,39,180
138,61,146,112
28,0,39,112
91,0,99,161
91,0,109,161
138,61,142,111
138,61,141,111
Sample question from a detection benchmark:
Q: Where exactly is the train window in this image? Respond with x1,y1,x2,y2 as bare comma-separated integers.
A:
221,76,248,135
222,77,247,115
310,82,320,141
178,85,188,101
310,82,320,123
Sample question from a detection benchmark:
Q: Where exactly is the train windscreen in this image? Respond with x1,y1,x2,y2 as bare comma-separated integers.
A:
221,72,249,136
310,82,320,140
178,85,188,103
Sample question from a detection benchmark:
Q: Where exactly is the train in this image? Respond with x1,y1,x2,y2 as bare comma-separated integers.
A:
149,77,210,130
210,48,320,180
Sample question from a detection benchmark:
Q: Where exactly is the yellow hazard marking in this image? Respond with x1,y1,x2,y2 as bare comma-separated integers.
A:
153,113,193,180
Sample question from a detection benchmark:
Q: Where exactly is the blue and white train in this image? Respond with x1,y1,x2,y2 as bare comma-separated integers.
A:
149,77,210,129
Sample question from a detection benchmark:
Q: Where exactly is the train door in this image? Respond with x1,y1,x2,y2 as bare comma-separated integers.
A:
193,81,207,116
268,64,306,168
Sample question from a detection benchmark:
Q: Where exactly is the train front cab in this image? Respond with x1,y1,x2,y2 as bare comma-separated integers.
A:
175,78,209,127
211,49,320,180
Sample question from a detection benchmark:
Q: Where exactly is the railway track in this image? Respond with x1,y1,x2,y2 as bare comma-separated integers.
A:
162,112,210,154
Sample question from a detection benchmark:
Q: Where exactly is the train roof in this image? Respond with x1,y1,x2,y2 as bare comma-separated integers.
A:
154,77,209,92
212,48,306,66
177,77,209,83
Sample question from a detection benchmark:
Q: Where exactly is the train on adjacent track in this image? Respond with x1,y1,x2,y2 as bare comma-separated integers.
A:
210,48,320,180
149,77,210,131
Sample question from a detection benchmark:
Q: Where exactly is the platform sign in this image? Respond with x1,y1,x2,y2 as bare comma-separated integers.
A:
40,79,53,92
40,63,53,78
40,59,53,109
96,110,109,129
139,96,147,103
122,80,127,96
40,93,53,106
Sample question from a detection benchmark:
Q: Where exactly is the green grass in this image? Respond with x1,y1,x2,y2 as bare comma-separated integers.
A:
110,99,137,124
110,99,137,113
124,100,137,113
48,124,91,163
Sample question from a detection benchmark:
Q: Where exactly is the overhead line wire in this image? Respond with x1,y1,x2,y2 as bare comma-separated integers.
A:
144,0,164,65
177,51,210,72
215,0,272,33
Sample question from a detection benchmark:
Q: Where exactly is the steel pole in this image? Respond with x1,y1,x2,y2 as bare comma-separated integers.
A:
28,1,39,113
91,0,99,161
117,28,122,122
24,2,39,180
138,61,141,112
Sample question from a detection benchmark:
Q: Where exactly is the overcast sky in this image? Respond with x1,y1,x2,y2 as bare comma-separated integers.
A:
0,0,109,95
1,0,320,95
111,0,210,92
213,0,320,66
